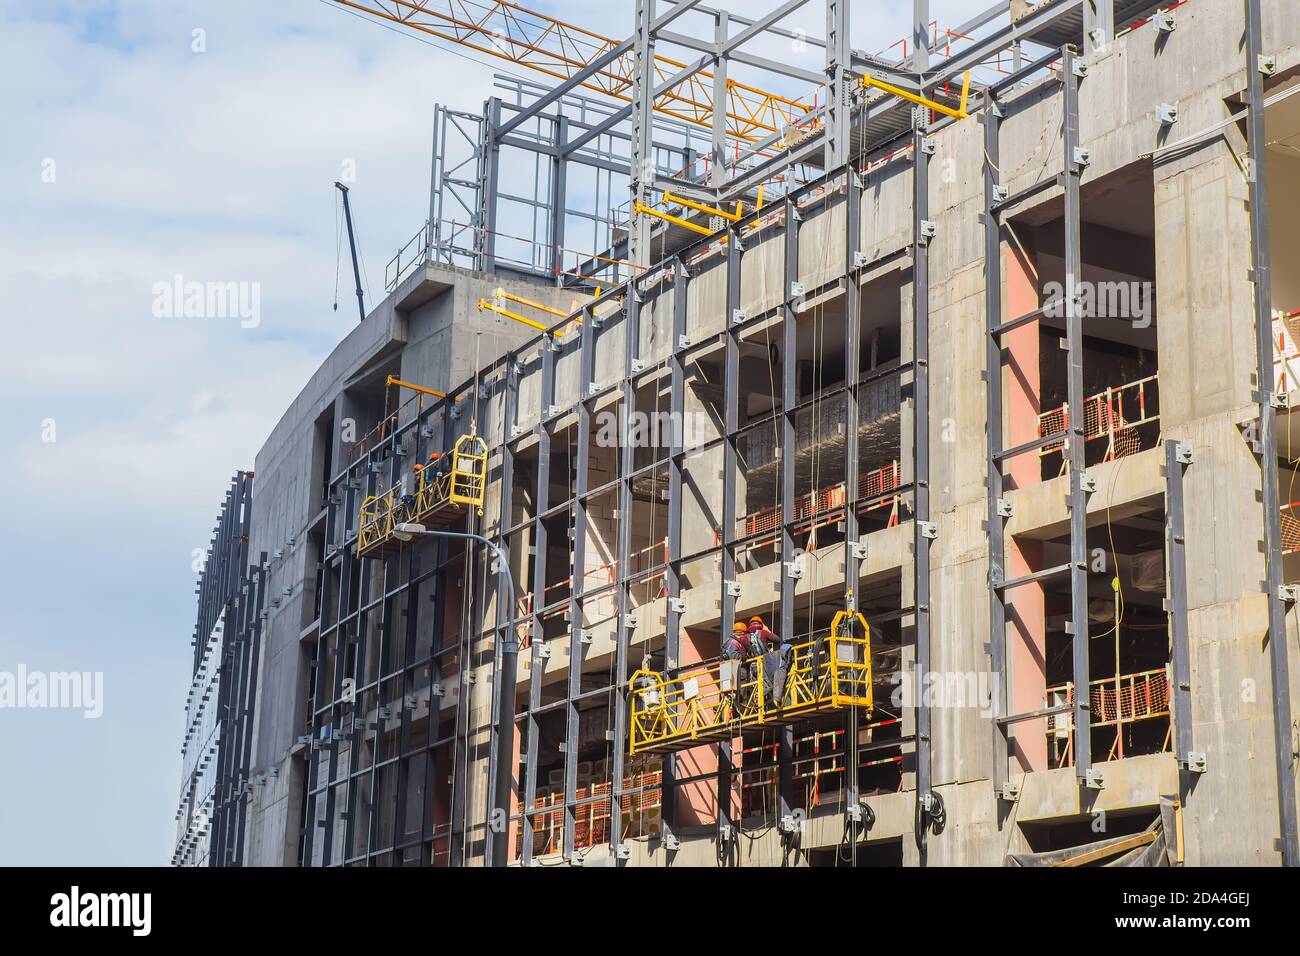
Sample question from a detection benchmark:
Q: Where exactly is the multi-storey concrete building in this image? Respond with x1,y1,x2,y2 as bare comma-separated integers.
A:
177,0,1300,867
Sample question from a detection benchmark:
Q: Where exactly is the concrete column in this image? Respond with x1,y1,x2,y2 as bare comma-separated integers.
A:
674,627,720,825
1155,139,1294,864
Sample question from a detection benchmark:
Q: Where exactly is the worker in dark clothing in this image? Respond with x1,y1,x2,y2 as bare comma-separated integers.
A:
722,620,749,661
426,451,450,482
722,621,754,716
748,615,792,708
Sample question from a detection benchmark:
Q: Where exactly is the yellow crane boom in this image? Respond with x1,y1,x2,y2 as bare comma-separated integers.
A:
327,0,813,141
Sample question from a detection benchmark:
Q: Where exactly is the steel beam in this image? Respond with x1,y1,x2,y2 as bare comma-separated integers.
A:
609,282,643,861
779,196,798,827
911,112,936,855
717,222,742,854
485,362,520,865
627,0,658,266
1164,440,1196,771
495,0,706,138
1084,0,1115,55
982,97,1011,799
842,162,863,821
1245,0,1299,865
562,312,596,861
478,97,502,273
825,0,850,169
913,0,931,72
662,260,689,850
1062,49,1096,789
520,336,556,866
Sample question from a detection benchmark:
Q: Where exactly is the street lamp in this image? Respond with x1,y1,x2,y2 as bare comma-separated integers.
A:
393,522,518,868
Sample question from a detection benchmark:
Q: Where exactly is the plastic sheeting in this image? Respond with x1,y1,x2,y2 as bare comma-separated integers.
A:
1006,797,1180,867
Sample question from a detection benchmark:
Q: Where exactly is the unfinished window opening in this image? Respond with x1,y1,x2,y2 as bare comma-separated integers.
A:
1004,162,1161,486
1264,79,1300,565
316,406,335,510
1019,807,1159,856
807,836,904,867
1010,506,1172,773
627,459,670,607
427,715,454,866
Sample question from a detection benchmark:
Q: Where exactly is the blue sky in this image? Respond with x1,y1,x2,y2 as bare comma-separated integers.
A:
0,0,986,866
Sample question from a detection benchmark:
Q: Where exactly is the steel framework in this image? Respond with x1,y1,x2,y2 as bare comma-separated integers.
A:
281,0,1291,870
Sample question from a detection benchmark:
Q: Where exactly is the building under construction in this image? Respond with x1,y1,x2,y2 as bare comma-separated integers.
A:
175,0,1300,867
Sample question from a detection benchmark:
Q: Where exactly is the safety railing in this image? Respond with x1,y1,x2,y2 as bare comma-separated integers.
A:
736,461,902,553
1038,375,1159,471
1046,667,1172,767
1272,308,1300,393
355,435,488,558
628,614,873,756
520,765,661,857
1281,501,1300,556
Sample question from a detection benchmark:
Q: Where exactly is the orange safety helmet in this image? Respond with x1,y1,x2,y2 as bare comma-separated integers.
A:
732,621,747,634
748,615,765,629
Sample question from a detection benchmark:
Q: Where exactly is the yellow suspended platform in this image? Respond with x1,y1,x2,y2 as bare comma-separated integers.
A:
628,613,873,756
356,434,487,559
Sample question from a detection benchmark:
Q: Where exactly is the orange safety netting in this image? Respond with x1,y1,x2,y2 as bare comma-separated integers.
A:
521,769,662,856
1281,505,1300,555
1047,669,1170,728
739,461,902,539
1037,377,1157,465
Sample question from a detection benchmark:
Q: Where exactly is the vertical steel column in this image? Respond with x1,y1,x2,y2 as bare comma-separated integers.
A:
661,260,688,850
449,464,477,864
234,558,264,866
912,0,931,71
843,167,864,818
429,104,445,256
1245,0,1299,864
486,362,520,866
563,310,596,860
1164,440,1197,770
717,227,742,850
710,12,729,190
520,335,556,867
627,0,657,266
824,0,850,170
982,98,1011,799
321,468,360,865
911,114,937,850
479,97,502,273
1062,50,1098,789
425,534,450,865
362,541,394,861
1084,0,1115,56
551,116,569,282
610,285,642,860
779,196,799,824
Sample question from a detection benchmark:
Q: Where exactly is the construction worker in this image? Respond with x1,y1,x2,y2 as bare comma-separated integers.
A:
745,615,774,657
748,615,792,708
722,621,755,716
722,620,749,661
